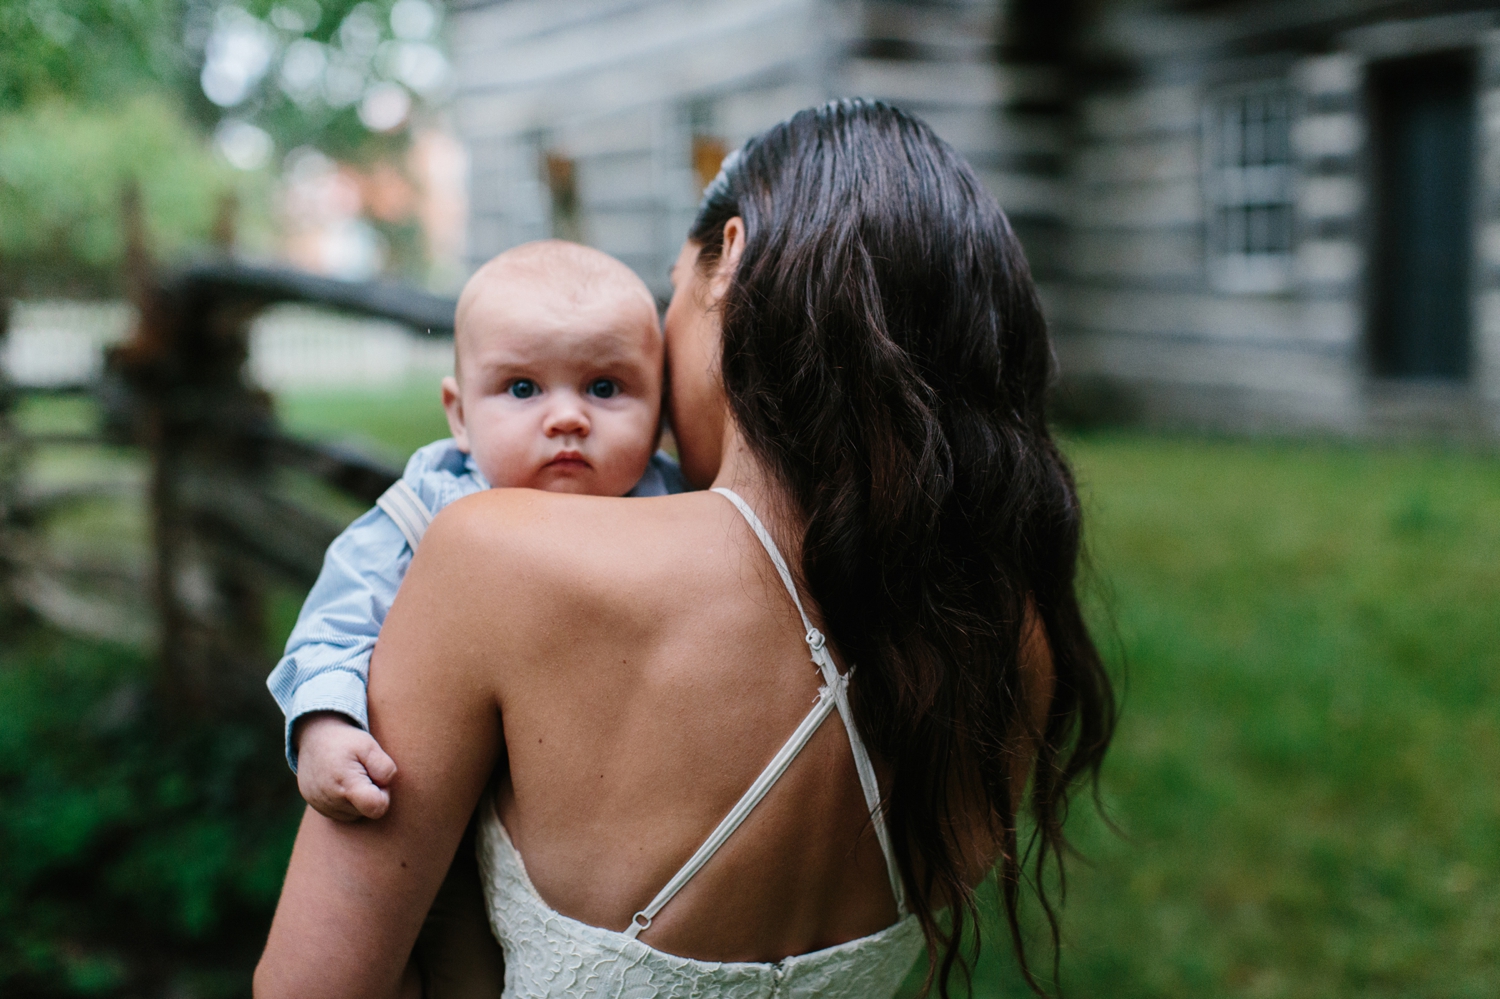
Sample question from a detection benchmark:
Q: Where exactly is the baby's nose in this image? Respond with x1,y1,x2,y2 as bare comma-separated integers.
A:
544,397,590,437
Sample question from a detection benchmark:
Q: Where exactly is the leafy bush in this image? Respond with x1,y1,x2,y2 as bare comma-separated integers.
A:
0,0,185,115
0,627,301,997
0,96,271,296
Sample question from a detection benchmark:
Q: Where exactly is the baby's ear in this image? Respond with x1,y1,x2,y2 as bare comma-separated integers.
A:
440,376,470,451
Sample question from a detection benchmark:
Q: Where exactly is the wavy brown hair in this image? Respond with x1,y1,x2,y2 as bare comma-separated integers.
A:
689,100,1115,996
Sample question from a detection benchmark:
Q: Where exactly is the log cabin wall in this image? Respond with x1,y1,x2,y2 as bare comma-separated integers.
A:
446,0,1062,298
447,0,829,301
1057,1,1500,438
446,0,1500,440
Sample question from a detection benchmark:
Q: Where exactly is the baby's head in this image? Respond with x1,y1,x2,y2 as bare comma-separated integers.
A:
442,240,662,495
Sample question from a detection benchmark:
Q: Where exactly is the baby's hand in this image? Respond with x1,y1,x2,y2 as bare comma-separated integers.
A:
294,713,398,821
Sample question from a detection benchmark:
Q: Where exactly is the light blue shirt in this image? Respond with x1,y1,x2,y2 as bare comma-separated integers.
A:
266,438,688,770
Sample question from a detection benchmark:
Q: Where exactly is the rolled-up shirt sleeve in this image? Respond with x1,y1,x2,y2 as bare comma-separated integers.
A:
267,507,412,771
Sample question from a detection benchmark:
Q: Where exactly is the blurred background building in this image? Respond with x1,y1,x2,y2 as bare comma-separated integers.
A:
447,0,1500,441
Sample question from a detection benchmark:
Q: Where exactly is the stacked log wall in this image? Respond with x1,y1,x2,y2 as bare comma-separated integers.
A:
449,0,828,299
446,0,1500,439
1053,1,1500,438
447,0,1068,298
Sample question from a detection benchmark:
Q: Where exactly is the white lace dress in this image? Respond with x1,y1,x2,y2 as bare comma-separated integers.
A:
477,810,923,998
474,488,925,998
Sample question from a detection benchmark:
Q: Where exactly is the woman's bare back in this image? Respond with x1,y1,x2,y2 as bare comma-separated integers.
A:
375,486,901,963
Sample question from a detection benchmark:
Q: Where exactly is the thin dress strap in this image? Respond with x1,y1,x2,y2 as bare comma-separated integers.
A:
621,489,907,940
710,488,906,915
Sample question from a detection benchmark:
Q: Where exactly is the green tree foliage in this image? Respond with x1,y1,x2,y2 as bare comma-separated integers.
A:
0,0,447,155
0,96,270,296
0,0,449,292
0,0,189,112
192,0,450,164
0,2,262,295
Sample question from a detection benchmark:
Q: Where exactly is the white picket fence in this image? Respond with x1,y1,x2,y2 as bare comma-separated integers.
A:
3,300,453,391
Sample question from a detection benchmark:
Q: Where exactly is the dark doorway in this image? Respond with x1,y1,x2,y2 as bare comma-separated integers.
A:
1369,52,1475,380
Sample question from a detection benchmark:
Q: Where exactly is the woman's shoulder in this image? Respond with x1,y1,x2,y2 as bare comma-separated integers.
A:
416,488,725,604
430,486,716,548
401,488,738,691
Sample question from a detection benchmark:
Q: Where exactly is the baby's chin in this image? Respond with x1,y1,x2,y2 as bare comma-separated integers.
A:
483,452,648,497
524,465,628,497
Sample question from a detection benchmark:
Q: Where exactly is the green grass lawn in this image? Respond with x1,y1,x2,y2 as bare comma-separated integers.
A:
12,382,1498,997
951,434,1500,999
275,379,453,464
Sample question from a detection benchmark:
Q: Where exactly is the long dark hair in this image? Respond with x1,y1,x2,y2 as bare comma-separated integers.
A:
689,100,1115,995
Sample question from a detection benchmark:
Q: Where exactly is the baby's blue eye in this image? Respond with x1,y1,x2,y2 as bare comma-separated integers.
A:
587,379,618,399
508,379,538,399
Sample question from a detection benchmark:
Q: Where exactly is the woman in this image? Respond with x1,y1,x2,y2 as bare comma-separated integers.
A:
256,100,1114,998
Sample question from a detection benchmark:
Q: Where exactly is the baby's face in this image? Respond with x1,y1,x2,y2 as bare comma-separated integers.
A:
443,272,662,496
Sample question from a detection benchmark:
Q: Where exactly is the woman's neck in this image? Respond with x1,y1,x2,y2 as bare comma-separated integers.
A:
709,425,804,559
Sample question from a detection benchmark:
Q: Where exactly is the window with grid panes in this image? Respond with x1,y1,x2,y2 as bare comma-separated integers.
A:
1204,83,1295,293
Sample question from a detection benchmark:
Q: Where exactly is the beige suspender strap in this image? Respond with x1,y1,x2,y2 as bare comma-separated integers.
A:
375,479,433,550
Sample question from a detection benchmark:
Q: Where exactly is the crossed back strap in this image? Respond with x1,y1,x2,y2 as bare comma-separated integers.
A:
622,488,907,939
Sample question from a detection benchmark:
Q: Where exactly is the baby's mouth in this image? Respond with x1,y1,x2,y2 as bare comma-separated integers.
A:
544,450,591,471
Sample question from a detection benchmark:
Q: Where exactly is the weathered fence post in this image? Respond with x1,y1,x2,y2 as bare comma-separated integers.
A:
0,298,25,631
94,183,453,709
106,186,275,708
6,180,454,695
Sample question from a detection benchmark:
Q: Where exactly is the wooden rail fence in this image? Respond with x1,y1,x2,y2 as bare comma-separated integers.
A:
1,258,455,710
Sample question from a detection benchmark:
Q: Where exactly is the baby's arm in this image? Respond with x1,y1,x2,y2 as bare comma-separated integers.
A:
268,504,415,820
269,439,484,821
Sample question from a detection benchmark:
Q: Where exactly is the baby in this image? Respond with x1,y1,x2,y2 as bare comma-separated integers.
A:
267,239,684,820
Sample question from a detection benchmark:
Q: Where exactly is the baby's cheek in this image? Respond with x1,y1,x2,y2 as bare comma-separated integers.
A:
600,410,658,494
471,423,539,488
